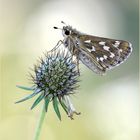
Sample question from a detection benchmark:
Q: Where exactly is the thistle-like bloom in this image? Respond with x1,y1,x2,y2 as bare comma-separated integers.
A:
16,49,80,120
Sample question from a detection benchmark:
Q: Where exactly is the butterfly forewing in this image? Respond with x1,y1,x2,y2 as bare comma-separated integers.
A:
79,35,132,71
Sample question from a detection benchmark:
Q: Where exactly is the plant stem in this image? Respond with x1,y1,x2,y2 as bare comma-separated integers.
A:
34,103,46,140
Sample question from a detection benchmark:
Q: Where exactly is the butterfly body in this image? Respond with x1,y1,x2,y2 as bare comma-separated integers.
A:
55,23,132,75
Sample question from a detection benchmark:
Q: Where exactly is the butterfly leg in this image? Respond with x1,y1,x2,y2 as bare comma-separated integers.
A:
76,56,80,75
73,49,80,75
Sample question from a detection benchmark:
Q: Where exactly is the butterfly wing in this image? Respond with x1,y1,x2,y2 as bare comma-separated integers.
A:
78,35,132,72
78,48,106,75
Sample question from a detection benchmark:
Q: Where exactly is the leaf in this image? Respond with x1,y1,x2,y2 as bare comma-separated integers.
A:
53,97,61,121
16,85,35,91
45,97,50,112
31,94,44,110
58,98,68,114
15,89,41,103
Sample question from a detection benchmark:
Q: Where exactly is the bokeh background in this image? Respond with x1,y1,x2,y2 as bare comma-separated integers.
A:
0,0,139,140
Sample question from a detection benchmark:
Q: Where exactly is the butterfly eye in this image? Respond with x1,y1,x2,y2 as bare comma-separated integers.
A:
65,30,70,35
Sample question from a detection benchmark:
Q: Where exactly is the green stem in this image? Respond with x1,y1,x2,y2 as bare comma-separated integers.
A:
34,103,46,140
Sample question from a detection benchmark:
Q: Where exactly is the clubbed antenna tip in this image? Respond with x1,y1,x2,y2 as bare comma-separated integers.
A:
61,21,65,24
54,26,58,29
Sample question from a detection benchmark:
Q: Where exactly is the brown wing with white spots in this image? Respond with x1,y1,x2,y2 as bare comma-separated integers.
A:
79,35,132,71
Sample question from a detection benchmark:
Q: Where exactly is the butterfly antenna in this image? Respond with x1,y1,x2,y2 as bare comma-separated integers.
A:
54,26,58,29
53,26,62,30
54,21,67,29
61,21,67,25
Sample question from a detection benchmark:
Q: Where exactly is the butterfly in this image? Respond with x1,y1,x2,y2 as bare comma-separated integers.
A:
53,21,132,75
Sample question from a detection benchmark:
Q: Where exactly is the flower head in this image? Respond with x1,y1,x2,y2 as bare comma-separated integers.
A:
16,49,80,120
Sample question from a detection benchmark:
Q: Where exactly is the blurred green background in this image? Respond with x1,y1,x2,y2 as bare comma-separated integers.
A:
0,0,139,140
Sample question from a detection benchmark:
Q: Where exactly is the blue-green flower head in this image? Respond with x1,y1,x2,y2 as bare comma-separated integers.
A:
33,51,79,97
16,50,80,120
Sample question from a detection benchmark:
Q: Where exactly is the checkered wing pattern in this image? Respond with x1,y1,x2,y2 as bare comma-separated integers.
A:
79,35,132,73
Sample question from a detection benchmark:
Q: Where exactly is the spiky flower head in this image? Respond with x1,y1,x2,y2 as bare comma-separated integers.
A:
16,49,80,120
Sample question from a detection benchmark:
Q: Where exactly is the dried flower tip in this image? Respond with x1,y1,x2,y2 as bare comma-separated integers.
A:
61,95,81,120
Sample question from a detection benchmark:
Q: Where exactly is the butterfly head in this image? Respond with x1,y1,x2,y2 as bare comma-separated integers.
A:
54,21,78,38
62,25,73,37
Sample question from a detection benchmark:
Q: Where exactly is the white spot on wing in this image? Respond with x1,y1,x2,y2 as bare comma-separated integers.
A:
115,41,120,45
119,49,123,52
103,55,108,59
96,57,99,62
84,40,91,43
103,46,110,51
91,46,96,51
110,52,115,58
113,41,120,47
99,41,106,45
99,57,104,61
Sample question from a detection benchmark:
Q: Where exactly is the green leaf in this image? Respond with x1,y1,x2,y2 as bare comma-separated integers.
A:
31,94,44,110
16,85,35,91
45,97,50,112
15,89,41,103
53,97,61,121
58,98,68,114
